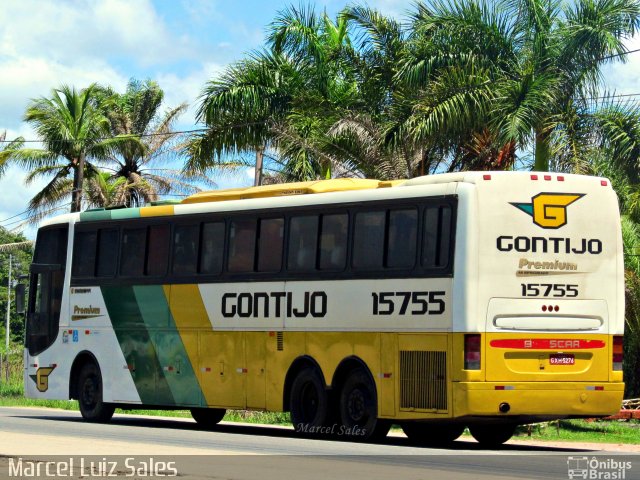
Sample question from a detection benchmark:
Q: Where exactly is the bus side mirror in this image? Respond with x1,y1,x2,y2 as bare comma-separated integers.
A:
15,283,26,315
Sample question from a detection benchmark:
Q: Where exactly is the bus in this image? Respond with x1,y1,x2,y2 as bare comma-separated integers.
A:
21,171,625,447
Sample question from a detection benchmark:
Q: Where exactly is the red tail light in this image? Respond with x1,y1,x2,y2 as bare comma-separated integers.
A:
464,334,481,370
613,336,623,371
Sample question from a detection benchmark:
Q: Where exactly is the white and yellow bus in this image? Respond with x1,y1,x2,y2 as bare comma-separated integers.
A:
22,171,625,446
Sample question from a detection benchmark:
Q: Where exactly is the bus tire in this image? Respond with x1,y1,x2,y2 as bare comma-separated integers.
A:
401,422,465,446
191,408,226,428
77,363,114,423
338,367,388,441
469,423,516,447
290,367,329,435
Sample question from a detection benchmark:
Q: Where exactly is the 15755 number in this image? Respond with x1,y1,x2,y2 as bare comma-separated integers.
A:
371,291,446,315
521,283,578,297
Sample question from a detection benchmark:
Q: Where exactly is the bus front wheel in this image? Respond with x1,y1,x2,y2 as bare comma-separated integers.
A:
338,367,389,441
77,363,114,423
290,367,329,435
191,408,226,429
402,423,465,446
469,423,516,447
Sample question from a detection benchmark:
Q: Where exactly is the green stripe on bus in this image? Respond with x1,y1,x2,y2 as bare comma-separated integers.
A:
111,208,140,220
100,286,175,406
133,285,202,406
79,210,112,222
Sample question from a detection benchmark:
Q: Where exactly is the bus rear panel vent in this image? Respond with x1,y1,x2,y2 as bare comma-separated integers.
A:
276,332,284,351
400,351,447,411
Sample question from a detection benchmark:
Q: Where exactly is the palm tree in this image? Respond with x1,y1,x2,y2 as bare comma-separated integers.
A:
399,0,640,171
0,131,24,178
186,5,360,181
6,84,120,217
98,79,208,207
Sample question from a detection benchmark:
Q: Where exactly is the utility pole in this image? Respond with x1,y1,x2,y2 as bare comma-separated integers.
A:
5,254,11,352
254,148,264,187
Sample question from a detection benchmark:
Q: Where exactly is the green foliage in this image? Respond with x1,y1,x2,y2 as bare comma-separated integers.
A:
4,84,120,220
97,79,211,207
0,228,32,349
514,419,640,444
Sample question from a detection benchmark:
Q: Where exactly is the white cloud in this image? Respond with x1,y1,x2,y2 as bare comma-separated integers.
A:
156,63,226,127
601,37,640,96
0,57,128,132
0,0,201,68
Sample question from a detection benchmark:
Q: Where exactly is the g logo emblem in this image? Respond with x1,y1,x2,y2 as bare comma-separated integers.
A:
511,193,584,229
29,366,56,392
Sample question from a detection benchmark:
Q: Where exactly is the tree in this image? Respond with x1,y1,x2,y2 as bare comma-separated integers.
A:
186,5,362,181
98,79,208,206
5,84,123,219
399,0,640,171
0,227,32,350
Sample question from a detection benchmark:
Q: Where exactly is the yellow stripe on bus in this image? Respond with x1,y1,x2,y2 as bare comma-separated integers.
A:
140,205,175,217
163,284,217,405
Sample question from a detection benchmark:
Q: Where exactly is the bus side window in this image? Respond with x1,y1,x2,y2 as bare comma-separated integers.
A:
319,213,348,270
257,218,284,272
288,216,318,271
96,229,118,277
423,205,452,269
387,208,417,268
352,211,385,270
200,222,225,275
228,219,257,273
72,230,97,277
173,224,200,275
147,224,170,276
120,228,147,277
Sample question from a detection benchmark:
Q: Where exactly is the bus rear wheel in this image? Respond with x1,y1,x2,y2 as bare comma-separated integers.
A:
469,423,516,448
290,367,330,435
338,367,389,441
401,423,465,446
77,363,114,423
191,408,226,429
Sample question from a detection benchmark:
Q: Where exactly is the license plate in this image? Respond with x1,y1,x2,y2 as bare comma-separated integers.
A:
550,354,575,365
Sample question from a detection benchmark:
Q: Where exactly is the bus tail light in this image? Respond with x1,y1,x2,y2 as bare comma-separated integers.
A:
613,335,623,371
464,334,481,370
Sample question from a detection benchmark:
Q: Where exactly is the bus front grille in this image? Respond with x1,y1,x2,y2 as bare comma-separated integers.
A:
400,351,447,411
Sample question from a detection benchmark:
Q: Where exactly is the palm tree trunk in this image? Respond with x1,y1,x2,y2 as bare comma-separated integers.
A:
71,154,85,213
254,148,264,186
534,129,551,172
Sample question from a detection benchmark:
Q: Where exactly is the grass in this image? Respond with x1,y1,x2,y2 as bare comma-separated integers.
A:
513,419,640,444
0,379,292,424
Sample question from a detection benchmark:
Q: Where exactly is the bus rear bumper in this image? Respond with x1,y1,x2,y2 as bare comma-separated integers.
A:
452,381,625,418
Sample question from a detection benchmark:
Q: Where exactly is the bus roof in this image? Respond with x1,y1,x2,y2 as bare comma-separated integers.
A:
180,178,405,204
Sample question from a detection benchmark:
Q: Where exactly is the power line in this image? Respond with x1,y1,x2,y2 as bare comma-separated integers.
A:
598,47,640,62
0,122,265,144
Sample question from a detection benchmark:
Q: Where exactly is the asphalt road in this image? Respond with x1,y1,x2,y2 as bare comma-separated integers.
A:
0,407,638,480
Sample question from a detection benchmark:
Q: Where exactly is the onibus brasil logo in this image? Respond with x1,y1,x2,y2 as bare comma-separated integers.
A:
510,193,584,229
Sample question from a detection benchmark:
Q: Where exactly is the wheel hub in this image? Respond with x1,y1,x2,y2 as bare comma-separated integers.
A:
347,388,366,422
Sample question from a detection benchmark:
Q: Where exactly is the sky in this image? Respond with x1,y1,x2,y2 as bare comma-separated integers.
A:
0,0,639,239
